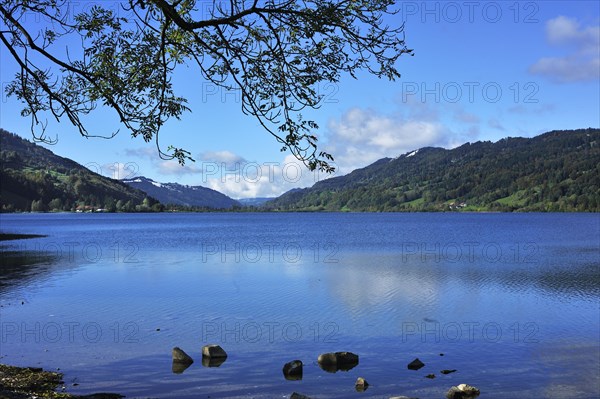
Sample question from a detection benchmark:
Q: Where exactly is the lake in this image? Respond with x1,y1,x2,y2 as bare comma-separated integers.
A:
0,213,598,398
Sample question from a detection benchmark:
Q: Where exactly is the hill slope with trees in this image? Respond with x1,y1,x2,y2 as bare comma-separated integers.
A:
0,129,160,212
266,129,600,212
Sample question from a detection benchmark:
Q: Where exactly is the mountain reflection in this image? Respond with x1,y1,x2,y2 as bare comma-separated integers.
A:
0,250,59,295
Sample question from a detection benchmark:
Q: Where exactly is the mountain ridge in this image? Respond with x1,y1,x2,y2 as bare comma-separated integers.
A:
121,176,240,209
2,128,598,212
266,128,600,212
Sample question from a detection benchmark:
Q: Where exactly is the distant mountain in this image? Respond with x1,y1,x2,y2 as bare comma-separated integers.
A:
236,197,275,207
122,176,240,209
266,128,600,212
0,129,158,212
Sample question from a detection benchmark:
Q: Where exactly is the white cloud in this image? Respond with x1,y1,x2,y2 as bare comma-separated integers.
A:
122,141,334,198
547,16,583,43
546,16,600,53
324,108,447,173
198,154,333,199
529,16,600,83
529,56,600,83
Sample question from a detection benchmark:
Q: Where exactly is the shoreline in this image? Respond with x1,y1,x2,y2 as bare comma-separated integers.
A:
0,364,123,399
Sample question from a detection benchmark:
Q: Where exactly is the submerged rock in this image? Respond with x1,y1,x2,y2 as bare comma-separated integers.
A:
446,383,480,399
290,392,311,399
425,373,436,379
441,369,457,375
202,344,228,358
355,377,369,392
407,358,425,370
283,360,303,380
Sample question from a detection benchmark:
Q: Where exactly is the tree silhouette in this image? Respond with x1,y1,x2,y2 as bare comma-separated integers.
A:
0,0,412,171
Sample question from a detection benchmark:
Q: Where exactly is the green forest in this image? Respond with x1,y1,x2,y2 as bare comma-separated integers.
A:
267,128,600,212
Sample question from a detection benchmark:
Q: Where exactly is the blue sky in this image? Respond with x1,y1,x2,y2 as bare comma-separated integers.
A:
1,1,599,198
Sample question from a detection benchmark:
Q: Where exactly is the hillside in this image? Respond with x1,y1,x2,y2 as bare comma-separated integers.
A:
266,129,600,212
122,176,240,209
0,129,159,212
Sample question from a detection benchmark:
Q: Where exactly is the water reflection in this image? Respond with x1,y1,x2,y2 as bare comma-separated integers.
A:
202,356,227,368
326,252,599,319
0,250,59,295
317,362,358,373
536,342,600,399
172,361,193,374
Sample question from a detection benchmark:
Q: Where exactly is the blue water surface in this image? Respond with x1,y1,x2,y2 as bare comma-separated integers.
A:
0,212,598,398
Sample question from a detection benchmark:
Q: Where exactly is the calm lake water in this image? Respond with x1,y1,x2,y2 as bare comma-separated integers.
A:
0,213,598,398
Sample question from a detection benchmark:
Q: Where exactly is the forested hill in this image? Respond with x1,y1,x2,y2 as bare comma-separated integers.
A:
0,129,159,212
266,129,600,212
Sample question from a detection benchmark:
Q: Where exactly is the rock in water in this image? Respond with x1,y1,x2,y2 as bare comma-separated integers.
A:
290,393,311,399
283,360,303,380
355,377,369,392
202,344,227,358
317,351,359,372
336,351,359,366
172,347,193,373
317,352,338,366
407,358,425,370
446,383,481,399
317,351,359,365
425,373,436,379
441,369,457,375
172,347,193,364
457,384,479,393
